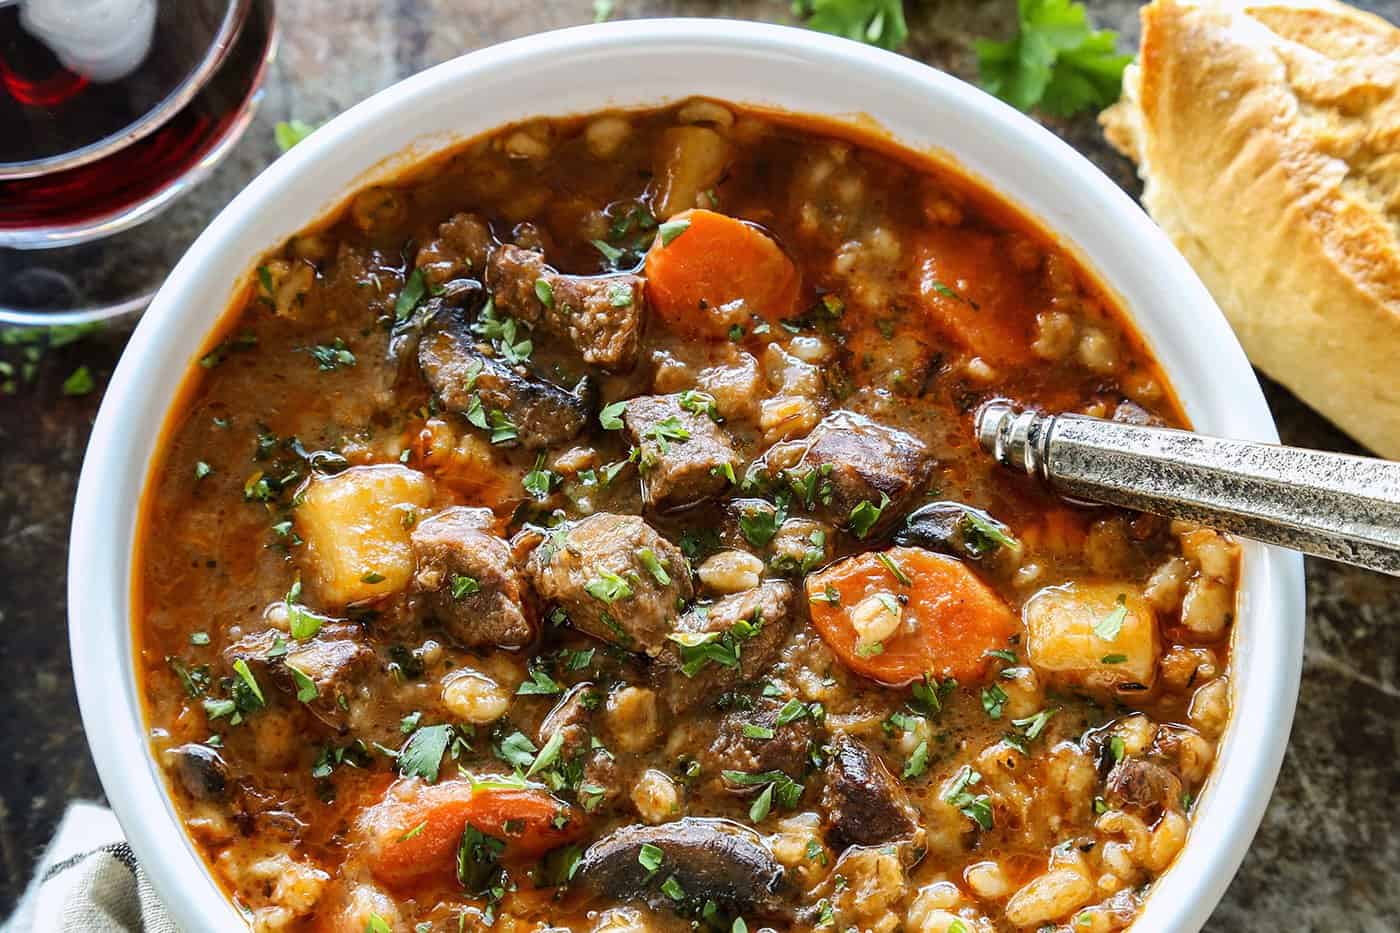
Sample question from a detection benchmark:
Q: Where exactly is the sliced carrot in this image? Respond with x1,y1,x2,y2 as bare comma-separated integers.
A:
366,779,585,888
804,547,1017,687
644,208,800,339
913,228,1037,367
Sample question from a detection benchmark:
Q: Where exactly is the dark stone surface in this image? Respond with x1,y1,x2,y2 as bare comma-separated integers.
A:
2,1,1398,926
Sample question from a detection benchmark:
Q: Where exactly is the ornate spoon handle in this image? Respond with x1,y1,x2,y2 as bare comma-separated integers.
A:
976,403,1400,576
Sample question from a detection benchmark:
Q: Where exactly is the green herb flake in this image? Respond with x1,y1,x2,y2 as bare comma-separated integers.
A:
658,217,691,246
635,547,672,585
742,724,775,740
450,573,481,600
902,739,929,779
194,461,212,480
395,267,427,322
585,569,634,603
607,282,634,307
1093,594,1129,642
981,684,1009,720
61,366,95,396
639,842,664,873
516,666,565,696
232,659,265,706
847,492,890,539
599,400,627,431
875,551,911,586
975,0,1131,118
399,723,454,782
274,119,317,152
286,663,319,703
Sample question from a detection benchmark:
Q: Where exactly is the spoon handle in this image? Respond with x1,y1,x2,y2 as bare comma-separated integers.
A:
976,403,1400,576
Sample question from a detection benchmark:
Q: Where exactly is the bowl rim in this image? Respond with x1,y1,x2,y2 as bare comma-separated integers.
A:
69,18,1304,933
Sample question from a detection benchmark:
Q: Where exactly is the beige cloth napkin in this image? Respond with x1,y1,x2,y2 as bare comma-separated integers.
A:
3,802,175,933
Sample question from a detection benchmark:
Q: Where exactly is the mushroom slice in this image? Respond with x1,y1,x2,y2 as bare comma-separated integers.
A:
574,817,786,917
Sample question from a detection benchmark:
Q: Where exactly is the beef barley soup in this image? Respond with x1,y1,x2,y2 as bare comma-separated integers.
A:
135,100,1238,933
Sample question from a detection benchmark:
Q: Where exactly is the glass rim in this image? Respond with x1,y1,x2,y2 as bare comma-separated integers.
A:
0,0,253,180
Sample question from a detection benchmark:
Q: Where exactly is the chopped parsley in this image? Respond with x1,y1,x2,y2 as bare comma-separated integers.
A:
668,613,763,677
639,842,664,873
635,547,672,585
61,366,95,396
721,769,803,821
193,461,212,480
1093,594,1129,642
286,663,318,703
875,551,911,586
962,511,1019,555
658,217,691,246
534,278,554,309
395,267,427,322
584,570,633,603
944,765,994,830
607,282,633,307
599,400,627,431
450,573,481,600
981,684,1008,720
643,415,691,453
847,492,890,539
304,339,356,371
516,665,564,696
398,724,454,782
742,724,775,740
522,454,557,499
902,739,929,779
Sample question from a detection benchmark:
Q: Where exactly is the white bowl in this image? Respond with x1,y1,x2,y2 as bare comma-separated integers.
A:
69,19,1305,933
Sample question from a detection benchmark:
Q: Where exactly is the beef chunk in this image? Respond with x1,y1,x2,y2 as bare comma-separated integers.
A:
655,580,795,711
707,696,817,782
623,394,741,512
767,411,933,537
226,623,375,731
488,244,643,372
1105,757,1183,812
822,734,918,850
411,506,535,649
536,683,620,811
414,212,492,285
418,303,595,449
523,513,692,655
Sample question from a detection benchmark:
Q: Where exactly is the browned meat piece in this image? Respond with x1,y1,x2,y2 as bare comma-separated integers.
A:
767,411,933,538
622,394,741,512
225,623,375,732
1105,757,1184,812
488,243,644,372
415,212,492,285
821,734,918,850
707,696,817,782
575,818,787,918
536,683,621,811
655,580,795,711
411,506,535,649
523,513,693,655
418,303,595,449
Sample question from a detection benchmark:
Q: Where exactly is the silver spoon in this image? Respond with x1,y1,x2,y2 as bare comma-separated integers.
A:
976,403,1400,576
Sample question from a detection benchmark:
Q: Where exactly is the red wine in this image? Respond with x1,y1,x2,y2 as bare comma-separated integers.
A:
0,0,270,236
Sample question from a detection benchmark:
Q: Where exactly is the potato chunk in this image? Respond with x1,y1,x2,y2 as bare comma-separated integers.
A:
296,465,433,607
1023,582,1158,688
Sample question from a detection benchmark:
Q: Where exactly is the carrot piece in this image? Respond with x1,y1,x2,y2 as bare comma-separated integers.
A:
644,208,800,339
913,228,1037,367
367,780,585,888
804,547,1018,687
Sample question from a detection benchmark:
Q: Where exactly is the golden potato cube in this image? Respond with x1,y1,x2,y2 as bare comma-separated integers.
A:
1023,582,1159,688
296,465,433,607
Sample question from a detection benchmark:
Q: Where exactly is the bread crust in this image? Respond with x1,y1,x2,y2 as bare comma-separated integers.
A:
1101,0,1400,457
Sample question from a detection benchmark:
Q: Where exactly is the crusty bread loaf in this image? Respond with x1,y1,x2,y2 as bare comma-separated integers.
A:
1101,0,1400,458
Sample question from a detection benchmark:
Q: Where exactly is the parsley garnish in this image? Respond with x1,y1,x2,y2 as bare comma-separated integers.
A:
635,547,672,585
516,665,564,696
304,339,356,371
794,0,908,50
981,684,1008,720
658,217,691,246
975,0,1131,117
944,765,994,830
522,453,557,499
902,739,929,779
61,366,94,396
585,570,633,603
395,267,427,322
599,400,627,431
1093,594,1129,642
721,769,803,821
450,573,481,599
398,723,453,782
847,492,890,539
274,119,317,152
286,663,318,702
